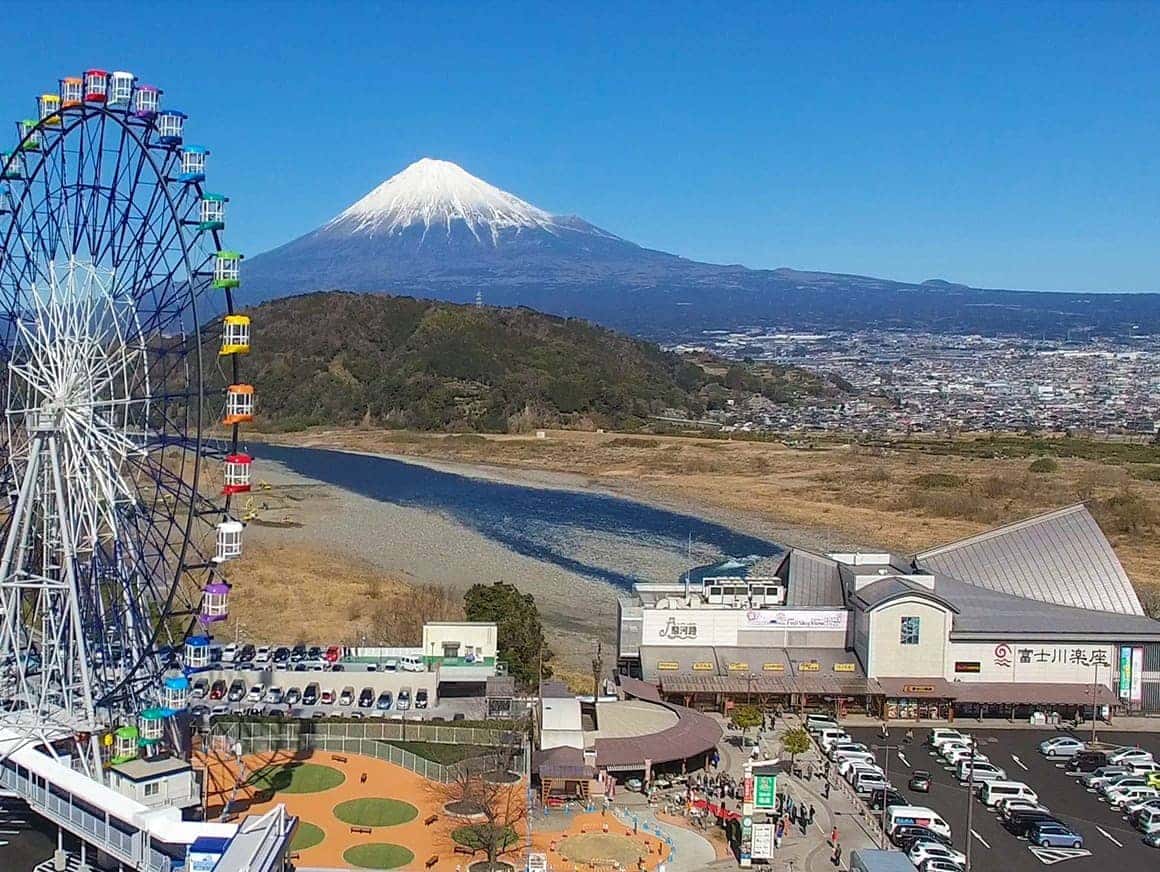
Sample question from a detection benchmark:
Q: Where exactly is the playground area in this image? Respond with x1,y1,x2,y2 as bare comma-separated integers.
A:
196,747,673,870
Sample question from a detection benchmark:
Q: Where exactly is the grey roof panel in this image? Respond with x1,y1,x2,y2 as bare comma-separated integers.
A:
915,504,1144,616
784,550,846,607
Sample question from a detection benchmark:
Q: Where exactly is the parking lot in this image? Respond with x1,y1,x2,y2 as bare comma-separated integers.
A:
844,726,1159,871
189,687,485,723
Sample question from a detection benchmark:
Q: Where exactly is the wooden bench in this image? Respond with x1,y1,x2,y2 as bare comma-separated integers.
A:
424,814,439,826
425,855,439,869
331,754,348,763
453,845,474,856
351,826,372,834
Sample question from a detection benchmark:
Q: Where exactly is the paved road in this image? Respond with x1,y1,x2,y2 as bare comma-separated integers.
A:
848,726,1160,872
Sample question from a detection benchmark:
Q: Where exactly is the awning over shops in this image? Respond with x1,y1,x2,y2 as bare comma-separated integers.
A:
952,682,1119,706
876,677,959,699
659,673,876,697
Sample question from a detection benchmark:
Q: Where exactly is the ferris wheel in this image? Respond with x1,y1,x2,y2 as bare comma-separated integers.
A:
0,70,254,778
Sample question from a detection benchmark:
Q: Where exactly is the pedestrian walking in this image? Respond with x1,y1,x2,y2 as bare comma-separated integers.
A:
823,780,831,799
832,842,842,867
830,826,839,846
360,772,367,784
808,803,816,826
775,819,785,849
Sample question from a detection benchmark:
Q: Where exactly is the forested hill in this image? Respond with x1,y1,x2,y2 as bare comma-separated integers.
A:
242,292,845,432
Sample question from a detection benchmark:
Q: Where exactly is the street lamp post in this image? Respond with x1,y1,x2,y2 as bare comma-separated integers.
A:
872,742,899,848
1090,662,1100,745
964,738,977,872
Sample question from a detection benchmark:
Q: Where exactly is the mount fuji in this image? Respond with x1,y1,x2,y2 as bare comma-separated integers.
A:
242,158,1159,338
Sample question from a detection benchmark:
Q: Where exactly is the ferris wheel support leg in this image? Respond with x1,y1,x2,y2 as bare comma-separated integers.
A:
46,434,103,779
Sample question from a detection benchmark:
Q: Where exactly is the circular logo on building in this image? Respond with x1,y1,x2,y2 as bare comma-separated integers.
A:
993,643,1012,668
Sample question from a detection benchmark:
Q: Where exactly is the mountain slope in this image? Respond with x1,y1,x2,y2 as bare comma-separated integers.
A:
243,159,1160,338
242,292,843,432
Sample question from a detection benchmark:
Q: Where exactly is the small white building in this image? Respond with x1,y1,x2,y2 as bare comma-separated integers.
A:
538,693,584,752
422,621,499,682
108,756,200,810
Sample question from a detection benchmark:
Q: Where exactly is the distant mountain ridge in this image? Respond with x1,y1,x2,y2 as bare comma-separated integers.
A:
242,291,845,432
242,159,1160,339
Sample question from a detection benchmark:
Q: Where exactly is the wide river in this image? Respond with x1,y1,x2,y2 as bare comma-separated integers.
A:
260,443,782,591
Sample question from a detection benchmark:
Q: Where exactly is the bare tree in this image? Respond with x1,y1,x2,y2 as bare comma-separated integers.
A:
434,731,528,870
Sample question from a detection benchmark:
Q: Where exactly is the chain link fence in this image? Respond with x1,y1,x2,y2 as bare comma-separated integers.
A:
207,719,527,783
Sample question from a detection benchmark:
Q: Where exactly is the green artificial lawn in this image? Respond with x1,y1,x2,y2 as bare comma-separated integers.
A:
343,843,415,869
247,762,345,794
333,797,419,827
451,824,519,851
289,821,325,851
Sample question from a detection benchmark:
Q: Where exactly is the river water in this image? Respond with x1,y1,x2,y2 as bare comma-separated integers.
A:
259,443,781,591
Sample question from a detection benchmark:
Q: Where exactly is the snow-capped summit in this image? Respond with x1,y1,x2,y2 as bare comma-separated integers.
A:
328,158,598,244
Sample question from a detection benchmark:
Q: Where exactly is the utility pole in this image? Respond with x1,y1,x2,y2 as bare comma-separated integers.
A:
964,738,977,872
1091,661,1100,745
873,741,899,848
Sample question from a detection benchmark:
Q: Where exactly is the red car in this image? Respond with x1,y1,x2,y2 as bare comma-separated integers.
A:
209,680,226,700
324,645,342,663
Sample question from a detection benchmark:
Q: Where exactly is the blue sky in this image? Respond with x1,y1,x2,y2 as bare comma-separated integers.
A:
4,1,1160,292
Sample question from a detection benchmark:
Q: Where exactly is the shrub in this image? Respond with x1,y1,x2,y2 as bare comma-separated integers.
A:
913,472,965,489
1028,457,1059,474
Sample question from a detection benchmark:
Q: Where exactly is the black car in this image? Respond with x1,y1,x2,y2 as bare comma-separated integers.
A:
1066,750,1111,774
239,643,256,662
869,788,908,811
891,825,953,849
1006,810,1061,837
307,646,323,661
290,644,306,662
909,769,931,792
272,646,291,663
302,682,320,706
358,688,375,708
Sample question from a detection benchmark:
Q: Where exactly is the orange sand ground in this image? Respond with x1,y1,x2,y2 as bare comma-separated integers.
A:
196,749,672,870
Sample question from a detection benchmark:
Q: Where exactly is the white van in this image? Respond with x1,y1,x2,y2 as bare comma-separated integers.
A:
980,781,1037,808
928,728,970,749
854,769,889,796
818,728,851,749
806,716,839,735
399,654,425,672
886,806,952,840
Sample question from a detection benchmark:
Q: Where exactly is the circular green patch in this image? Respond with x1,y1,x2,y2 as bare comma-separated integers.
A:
333,797,419,828
290,821,325,851
452,824,519,851
343,843,415,869
247,762,345,795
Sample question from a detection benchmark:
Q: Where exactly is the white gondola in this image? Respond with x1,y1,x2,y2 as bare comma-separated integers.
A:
184,636,211,669
139,709,165,743
214,520,243,563
162,676,190,711
109,71,135,107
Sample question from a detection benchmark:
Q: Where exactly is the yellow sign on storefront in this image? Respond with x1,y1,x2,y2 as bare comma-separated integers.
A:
692,661,714,671
727,662,749,672
833,663,856,673
657,662,679,671
798,661,820,672
762,663,785,672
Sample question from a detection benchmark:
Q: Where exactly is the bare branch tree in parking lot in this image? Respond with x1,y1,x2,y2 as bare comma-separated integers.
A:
432,729,528,870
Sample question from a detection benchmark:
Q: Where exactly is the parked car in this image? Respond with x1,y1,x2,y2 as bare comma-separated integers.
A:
397,688,411,710
1028,821,1084,849
999,800,1049,821
320,689,336,705
307,646,323,661
1134,807,1160,834
1128,796,1160,822
221,643,238,663
415,688,429,709
909,841,966,868
376,691,393,711
302,683,320,706
339,686,354,706
290,644,306,662
928,729,970,749
1083,765,1131,789
358,688,375,708
239,644,255,662
1039,736,1085,758
1109,747,1154,767
209,680,226,700
918,859,962,872
1107,785,1159,810
806,716,839,735
891,825,953,850
869,788,908,811
325,645,342,663
265,687,283,704
191,680,208,699
909,770,931,792
1006,810,1062,838
272,646,291,664
284,687,301,705
227,680,245,702
940,740,979,761
827,741,869,761
247,685,263,702
1067,750,1113,774
1145,830,1160,848
956,760,1006,783
1100,775,1150,798
382,657,399,672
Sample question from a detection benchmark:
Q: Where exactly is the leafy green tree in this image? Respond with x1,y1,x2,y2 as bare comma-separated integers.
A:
464,582,552,687
731,704,763,734
780,726,811,773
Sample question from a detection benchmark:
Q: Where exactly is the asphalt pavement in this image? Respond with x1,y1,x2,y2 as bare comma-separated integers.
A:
846,726,1160,872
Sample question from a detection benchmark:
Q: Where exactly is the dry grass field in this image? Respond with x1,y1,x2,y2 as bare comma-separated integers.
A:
264,427,1160,611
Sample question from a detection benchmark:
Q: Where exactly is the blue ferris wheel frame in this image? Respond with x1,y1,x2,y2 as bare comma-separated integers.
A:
0,96,243,719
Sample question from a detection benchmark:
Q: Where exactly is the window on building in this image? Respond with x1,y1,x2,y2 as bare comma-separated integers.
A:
442,642,460,659
143,782,160,797
900,616,921,646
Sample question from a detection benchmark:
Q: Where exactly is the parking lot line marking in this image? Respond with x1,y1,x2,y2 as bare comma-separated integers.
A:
1096,826,1122,847
970,829,991,849
897,751,910,768
1011,754,1028,771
